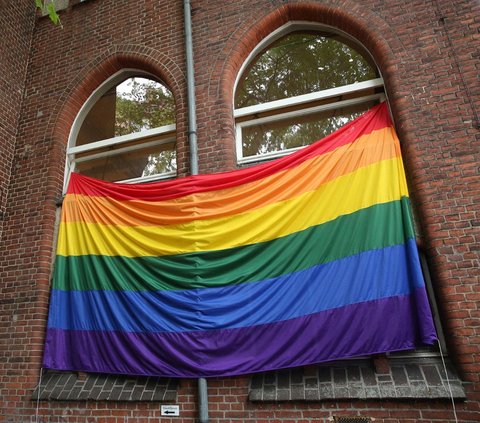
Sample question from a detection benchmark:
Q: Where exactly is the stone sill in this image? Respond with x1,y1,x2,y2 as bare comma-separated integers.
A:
249,356,465,402
32,371,178,402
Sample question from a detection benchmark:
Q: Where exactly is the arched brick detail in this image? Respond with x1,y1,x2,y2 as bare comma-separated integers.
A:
205,1,409,170
210,1,406,117
43,43,188,224
45,44,186,173
207,1,462,362
32,46,188,376
206,1,433,233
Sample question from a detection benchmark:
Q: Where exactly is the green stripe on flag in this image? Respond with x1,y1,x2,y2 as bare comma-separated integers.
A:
53,197,415,292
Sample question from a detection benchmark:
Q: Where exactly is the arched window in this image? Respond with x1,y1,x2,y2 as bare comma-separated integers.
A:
65,70,176,187
234,24,385,164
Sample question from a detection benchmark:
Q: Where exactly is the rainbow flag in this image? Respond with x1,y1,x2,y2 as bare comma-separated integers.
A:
43,103,437,377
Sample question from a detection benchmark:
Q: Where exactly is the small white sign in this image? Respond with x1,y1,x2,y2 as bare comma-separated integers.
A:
161,405,180,417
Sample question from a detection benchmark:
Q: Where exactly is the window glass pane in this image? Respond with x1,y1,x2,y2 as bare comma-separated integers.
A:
115,78,175,136
235,32,377,108
77,77,175,146
241,101,376,158
75,142,176,182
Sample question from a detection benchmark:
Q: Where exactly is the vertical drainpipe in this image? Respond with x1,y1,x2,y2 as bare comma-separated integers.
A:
197,377,209,423
184,0,199,176
183,1,207,422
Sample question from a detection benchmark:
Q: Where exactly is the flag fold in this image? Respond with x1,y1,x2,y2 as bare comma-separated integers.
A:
44,103,437,377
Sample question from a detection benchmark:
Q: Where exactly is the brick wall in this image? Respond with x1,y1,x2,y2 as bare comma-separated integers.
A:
0,0,479,421
0,0,36,237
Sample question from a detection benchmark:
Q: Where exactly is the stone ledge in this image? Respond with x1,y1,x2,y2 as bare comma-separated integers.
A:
249,357,465,401
32,371,178,402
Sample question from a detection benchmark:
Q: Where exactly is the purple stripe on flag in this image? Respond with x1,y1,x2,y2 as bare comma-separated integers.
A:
43,289,436,378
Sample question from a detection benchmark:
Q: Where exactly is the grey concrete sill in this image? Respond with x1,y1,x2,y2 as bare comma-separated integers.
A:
249,357,465,402
32,372,178,402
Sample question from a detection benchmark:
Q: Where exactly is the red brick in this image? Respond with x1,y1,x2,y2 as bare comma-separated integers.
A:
1,0,479,422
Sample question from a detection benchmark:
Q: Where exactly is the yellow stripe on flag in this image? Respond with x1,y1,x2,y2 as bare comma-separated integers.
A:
57,157,408,257
61,127,401,226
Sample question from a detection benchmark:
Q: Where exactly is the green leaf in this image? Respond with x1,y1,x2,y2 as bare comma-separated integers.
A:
35,0,62,27
46,2,61,25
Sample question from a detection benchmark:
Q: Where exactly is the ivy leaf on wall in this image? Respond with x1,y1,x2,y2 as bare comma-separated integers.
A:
35,0,62,27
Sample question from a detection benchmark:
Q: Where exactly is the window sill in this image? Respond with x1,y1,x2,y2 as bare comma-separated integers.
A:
32,371,178,402
249,356,465,402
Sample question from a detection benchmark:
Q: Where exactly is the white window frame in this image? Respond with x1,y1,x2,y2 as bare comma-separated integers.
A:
64,69,176,192
233,22,385,164
234,23,446,359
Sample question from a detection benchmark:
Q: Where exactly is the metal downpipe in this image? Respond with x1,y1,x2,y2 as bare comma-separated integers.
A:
197,377,209,423
184,0,199,177
183,1,207,422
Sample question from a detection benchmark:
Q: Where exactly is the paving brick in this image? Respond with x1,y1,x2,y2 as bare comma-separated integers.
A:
333,368,347,385
391,366,408,385
277,370,290,389
423,365,443,385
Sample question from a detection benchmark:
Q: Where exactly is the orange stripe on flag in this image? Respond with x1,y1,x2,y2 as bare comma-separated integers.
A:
63,126,400,226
